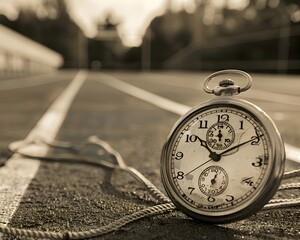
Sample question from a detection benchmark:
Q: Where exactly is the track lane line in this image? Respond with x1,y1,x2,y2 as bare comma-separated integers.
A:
97,73,300,164
0,70,87,229
97,73,190,115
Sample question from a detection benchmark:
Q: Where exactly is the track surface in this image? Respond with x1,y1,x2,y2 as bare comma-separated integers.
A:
0,70,299,239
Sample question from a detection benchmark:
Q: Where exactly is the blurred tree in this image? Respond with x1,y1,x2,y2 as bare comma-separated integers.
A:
123,47,142,69
153,0,300,73
151,11,192,64
125,10,193,69
88,14,125,69
3,0,299,72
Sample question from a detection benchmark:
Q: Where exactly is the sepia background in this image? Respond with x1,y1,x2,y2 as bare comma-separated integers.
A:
0,1,300,240
0,0,300,73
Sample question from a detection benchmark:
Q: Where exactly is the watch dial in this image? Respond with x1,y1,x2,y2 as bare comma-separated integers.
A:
167,106,272,217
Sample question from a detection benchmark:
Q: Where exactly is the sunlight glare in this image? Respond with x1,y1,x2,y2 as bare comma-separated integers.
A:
67,0,166,47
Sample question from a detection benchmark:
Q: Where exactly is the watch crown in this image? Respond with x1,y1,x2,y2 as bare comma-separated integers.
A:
219,79,234,87
213,79,240,96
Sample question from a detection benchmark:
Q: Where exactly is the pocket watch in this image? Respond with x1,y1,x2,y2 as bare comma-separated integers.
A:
161,69,285,223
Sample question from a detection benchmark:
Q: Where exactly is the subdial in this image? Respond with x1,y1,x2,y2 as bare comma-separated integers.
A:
206,122,235,150
198,166,229,197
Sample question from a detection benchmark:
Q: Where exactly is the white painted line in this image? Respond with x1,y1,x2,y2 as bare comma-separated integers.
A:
285,143,300,164
97,73,190,115
98,73,300,164
0,70,87,228
0,75,63,91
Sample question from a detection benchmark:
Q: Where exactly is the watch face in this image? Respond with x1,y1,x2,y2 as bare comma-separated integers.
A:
162,101,284,223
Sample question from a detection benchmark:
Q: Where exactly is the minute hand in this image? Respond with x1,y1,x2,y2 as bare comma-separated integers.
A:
219,135,263,156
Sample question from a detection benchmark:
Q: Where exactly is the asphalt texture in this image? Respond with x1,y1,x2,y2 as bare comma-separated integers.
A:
0,70,299,239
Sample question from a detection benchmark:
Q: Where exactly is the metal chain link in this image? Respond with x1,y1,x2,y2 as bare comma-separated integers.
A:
0,136,299,239
263,198,300,210
278,182,300,191
0,203,176,240
67,203,176,240
282,169,300,179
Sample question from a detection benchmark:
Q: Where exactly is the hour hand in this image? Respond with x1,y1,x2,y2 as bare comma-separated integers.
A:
197,137,220,161
199,137,209,150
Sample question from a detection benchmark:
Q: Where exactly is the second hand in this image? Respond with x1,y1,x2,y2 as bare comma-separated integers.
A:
185,158,213,176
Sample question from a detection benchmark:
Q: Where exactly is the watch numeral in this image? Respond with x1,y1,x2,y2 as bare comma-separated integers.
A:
175,151,184,160
251,137,260,145
239,120,244,130
176,171,185,180
207,196,215,202
241,176,254,186
226,195,234,202
252,157,263,167
188,187,195,195
251,129,261,145
217,114,229,122
185,134,198,143
199,120,208,129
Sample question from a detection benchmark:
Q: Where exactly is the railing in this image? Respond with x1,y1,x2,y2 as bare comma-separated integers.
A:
0,24,63,78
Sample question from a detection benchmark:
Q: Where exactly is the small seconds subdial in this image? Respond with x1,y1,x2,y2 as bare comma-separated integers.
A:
199,166,229,197
206,122,235,150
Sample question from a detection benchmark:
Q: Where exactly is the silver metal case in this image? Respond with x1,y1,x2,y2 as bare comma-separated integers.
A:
161,96,285,223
